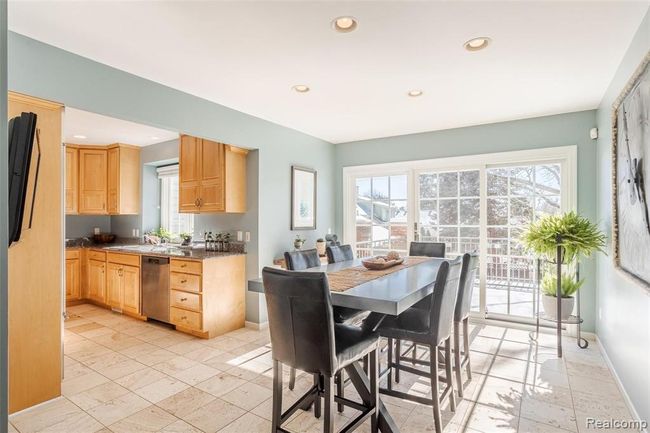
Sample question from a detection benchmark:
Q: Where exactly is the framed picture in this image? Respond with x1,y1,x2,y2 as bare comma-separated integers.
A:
612,51,650,290
291,166,317,230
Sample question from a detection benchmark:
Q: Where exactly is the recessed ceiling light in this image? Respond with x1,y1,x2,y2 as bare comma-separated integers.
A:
407,90,423,97
292,84,310,93
332,16,358,33
464,37,491,52
72,134,87,139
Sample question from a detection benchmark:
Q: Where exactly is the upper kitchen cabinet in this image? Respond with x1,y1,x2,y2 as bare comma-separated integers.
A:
179,134,248,213
78,148,108,214
69,144,140,215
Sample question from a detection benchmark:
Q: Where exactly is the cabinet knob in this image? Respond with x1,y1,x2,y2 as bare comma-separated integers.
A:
181,316,187,320
180,264,187,268
180,297,188,302
195,198,200,207
180,279,187,284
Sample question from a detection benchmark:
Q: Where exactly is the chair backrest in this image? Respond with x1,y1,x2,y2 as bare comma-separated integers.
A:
429,256,462,345
262,267,337,376
409,241,446,258
455,252,479,322
326,244,355,264
284,248,321,270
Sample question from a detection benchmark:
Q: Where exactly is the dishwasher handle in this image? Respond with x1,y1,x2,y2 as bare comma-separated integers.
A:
143,256,170,265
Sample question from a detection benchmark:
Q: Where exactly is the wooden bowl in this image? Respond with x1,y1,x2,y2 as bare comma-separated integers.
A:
361,256,404,270
93,234,116,244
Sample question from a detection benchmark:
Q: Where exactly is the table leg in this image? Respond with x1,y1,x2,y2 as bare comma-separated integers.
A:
345,360,401,433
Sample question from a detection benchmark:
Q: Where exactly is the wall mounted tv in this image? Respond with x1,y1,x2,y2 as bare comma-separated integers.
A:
8,112,38,247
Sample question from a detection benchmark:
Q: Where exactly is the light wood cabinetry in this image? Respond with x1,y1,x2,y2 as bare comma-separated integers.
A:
69,143,140,215
106,253,141,315
169,255,245,338
65,249,81,303
179,134,248,214
88,257,107,303
8,92,63,413
79,148,107,214
65,146,78,214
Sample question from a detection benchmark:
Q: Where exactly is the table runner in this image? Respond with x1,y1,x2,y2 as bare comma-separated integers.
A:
327,256,435,292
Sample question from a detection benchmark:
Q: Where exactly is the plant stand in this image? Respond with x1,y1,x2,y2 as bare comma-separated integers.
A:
529,240,589,357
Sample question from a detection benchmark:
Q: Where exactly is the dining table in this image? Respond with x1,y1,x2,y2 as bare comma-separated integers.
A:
248,256,446,433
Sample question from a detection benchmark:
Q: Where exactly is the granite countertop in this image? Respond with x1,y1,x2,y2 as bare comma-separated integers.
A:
66,241,246,260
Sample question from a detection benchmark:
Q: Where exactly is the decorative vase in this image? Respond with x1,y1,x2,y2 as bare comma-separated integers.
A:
542,295,575,321
316,241,326,256
294,239,304,250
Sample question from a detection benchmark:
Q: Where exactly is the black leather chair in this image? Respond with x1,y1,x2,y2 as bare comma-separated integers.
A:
262,267,380,433
377,257,462,433
453,252,479,398
409,241,446,258
325,244,354,263
284,248,321,271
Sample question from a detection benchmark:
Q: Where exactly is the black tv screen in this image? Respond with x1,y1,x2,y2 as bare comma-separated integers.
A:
8,112,38,247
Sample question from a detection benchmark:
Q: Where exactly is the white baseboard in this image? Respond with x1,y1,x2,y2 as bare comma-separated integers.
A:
245,320,268,330
595,335,647,433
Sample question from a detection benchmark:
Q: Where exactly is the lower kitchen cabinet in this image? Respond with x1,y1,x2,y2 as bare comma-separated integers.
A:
65,249,81,304
106,253,141,315
87,258,106,303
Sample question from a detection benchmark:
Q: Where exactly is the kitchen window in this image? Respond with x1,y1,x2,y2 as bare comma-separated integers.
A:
158,165,194,236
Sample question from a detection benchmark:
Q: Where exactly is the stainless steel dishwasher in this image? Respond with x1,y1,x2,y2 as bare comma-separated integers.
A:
141,256,170,323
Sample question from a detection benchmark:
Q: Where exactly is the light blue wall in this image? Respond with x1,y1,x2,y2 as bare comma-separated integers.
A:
335,110,599,331
8,31,336,274
65,215,111,238
595,10,650,422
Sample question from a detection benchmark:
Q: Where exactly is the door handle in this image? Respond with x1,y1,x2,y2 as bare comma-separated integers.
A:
194,198,199,207
413,222,419,241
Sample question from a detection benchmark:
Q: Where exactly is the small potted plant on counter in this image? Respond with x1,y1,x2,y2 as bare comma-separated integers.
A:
293,235,305,250
316,238,326,256
521,211,606,320
179,232,192,246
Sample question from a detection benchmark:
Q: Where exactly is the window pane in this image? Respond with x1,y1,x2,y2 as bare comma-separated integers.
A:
419,200,438,225
487,198,508,225
356,178,371,200
372,177,389,200
419,174,437,198
487,168,508,196
439,172,458,197
390,225,407,251
390,200,407,223
509,197,533,226
460,171,480,197
390,175,408,200
439,199,458,225
372,202,390,224
419,226,437,241
356,200,372,224
510,166,534,196
535,196,560,218
459,198,479,225
535,164,560,195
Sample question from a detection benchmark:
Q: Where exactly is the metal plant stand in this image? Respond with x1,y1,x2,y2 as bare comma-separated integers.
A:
529,237,588,357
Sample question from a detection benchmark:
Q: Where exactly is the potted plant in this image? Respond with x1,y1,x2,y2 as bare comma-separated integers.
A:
521,211,605,320
179,232,192,246
293,235,305,250
316,238,326,256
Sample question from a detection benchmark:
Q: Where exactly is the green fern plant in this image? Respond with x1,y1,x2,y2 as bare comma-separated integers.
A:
521,211,606,263
541,273,584,298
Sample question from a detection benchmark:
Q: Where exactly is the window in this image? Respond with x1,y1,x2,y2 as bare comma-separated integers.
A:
158,165,194,236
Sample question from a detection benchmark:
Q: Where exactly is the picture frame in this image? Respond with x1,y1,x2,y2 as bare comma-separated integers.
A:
611,51,650,290
291,166,317,230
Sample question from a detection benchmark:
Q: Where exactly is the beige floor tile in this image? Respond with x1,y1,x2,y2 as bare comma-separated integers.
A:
97,358,148,380
68,381,131,411
171,363,221,385
161,419,204,433
165,339,207,355
153,356,199,375
64,359,94,379
526,365,570,390
487,356,529,383
284,407,350,433
10,398,82,433
203,336,248,352
86,392,152,426
183,398,246,433
108,405,177,433
565,360,613,381
567,374,622,399
519,398,577,432
133,376,190,403
471,376,523,415
518,417,576,433
150,333,196,349
523,384,573,408
250,397,274,421
156,387,217,418
40,410,105,433
62,371,111,396
118,341,162,358
220,381,273,411
82,350,130,372
218,412,271,433
183,345,227,363
195,372,248,397
497,340,535,361
137,348,178,366
115,367,168,391
464,403,518,433
90,332,143,351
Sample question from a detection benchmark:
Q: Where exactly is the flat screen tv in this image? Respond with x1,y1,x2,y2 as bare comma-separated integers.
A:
8,112,38,247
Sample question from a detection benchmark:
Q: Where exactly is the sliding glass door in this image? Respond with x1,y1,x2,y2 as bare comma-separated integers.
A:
344,147,575,323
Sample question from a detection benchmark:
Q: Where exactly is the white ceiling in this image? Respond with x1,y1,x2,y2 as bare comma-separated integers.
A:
64,107,178,146
9,1,649,143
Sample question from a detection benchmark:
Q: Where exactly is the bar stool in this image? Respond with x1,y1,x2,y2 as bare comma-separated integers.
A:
262,267,380,433
376,257,462,433
453,252,479,397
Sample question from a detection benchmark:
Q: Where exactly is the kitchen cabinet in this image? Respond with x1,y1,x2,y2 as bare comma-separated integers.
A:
87,257,106,303
65,146,78,214
179,134,248,214
106,253,141,315
65,250,81,303
169,255,245,338
73,144,140,215
79,148,107,214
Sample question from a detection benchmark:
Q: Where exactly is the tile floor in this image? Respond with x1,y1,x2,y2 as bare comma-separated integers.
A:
8,304,637,433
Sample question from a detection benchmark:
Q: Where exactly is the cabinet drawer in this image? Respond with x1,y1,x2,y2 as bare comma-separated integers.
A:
170,259,202,275
107,252,140,267
171,272,201,293
170,307,202,330
88,250,106,261
170,290,201,312
66,249,80,260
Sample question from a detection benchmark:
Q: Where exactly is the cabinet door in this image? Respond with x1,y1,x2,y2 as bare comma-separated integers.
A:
65,147,78,214
106,263,122,309
65,259,80,300
179,135,201,213
121,265,140,314
79,149,108,214
199,139,225,212
107,147,119,214
88,259,106,303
